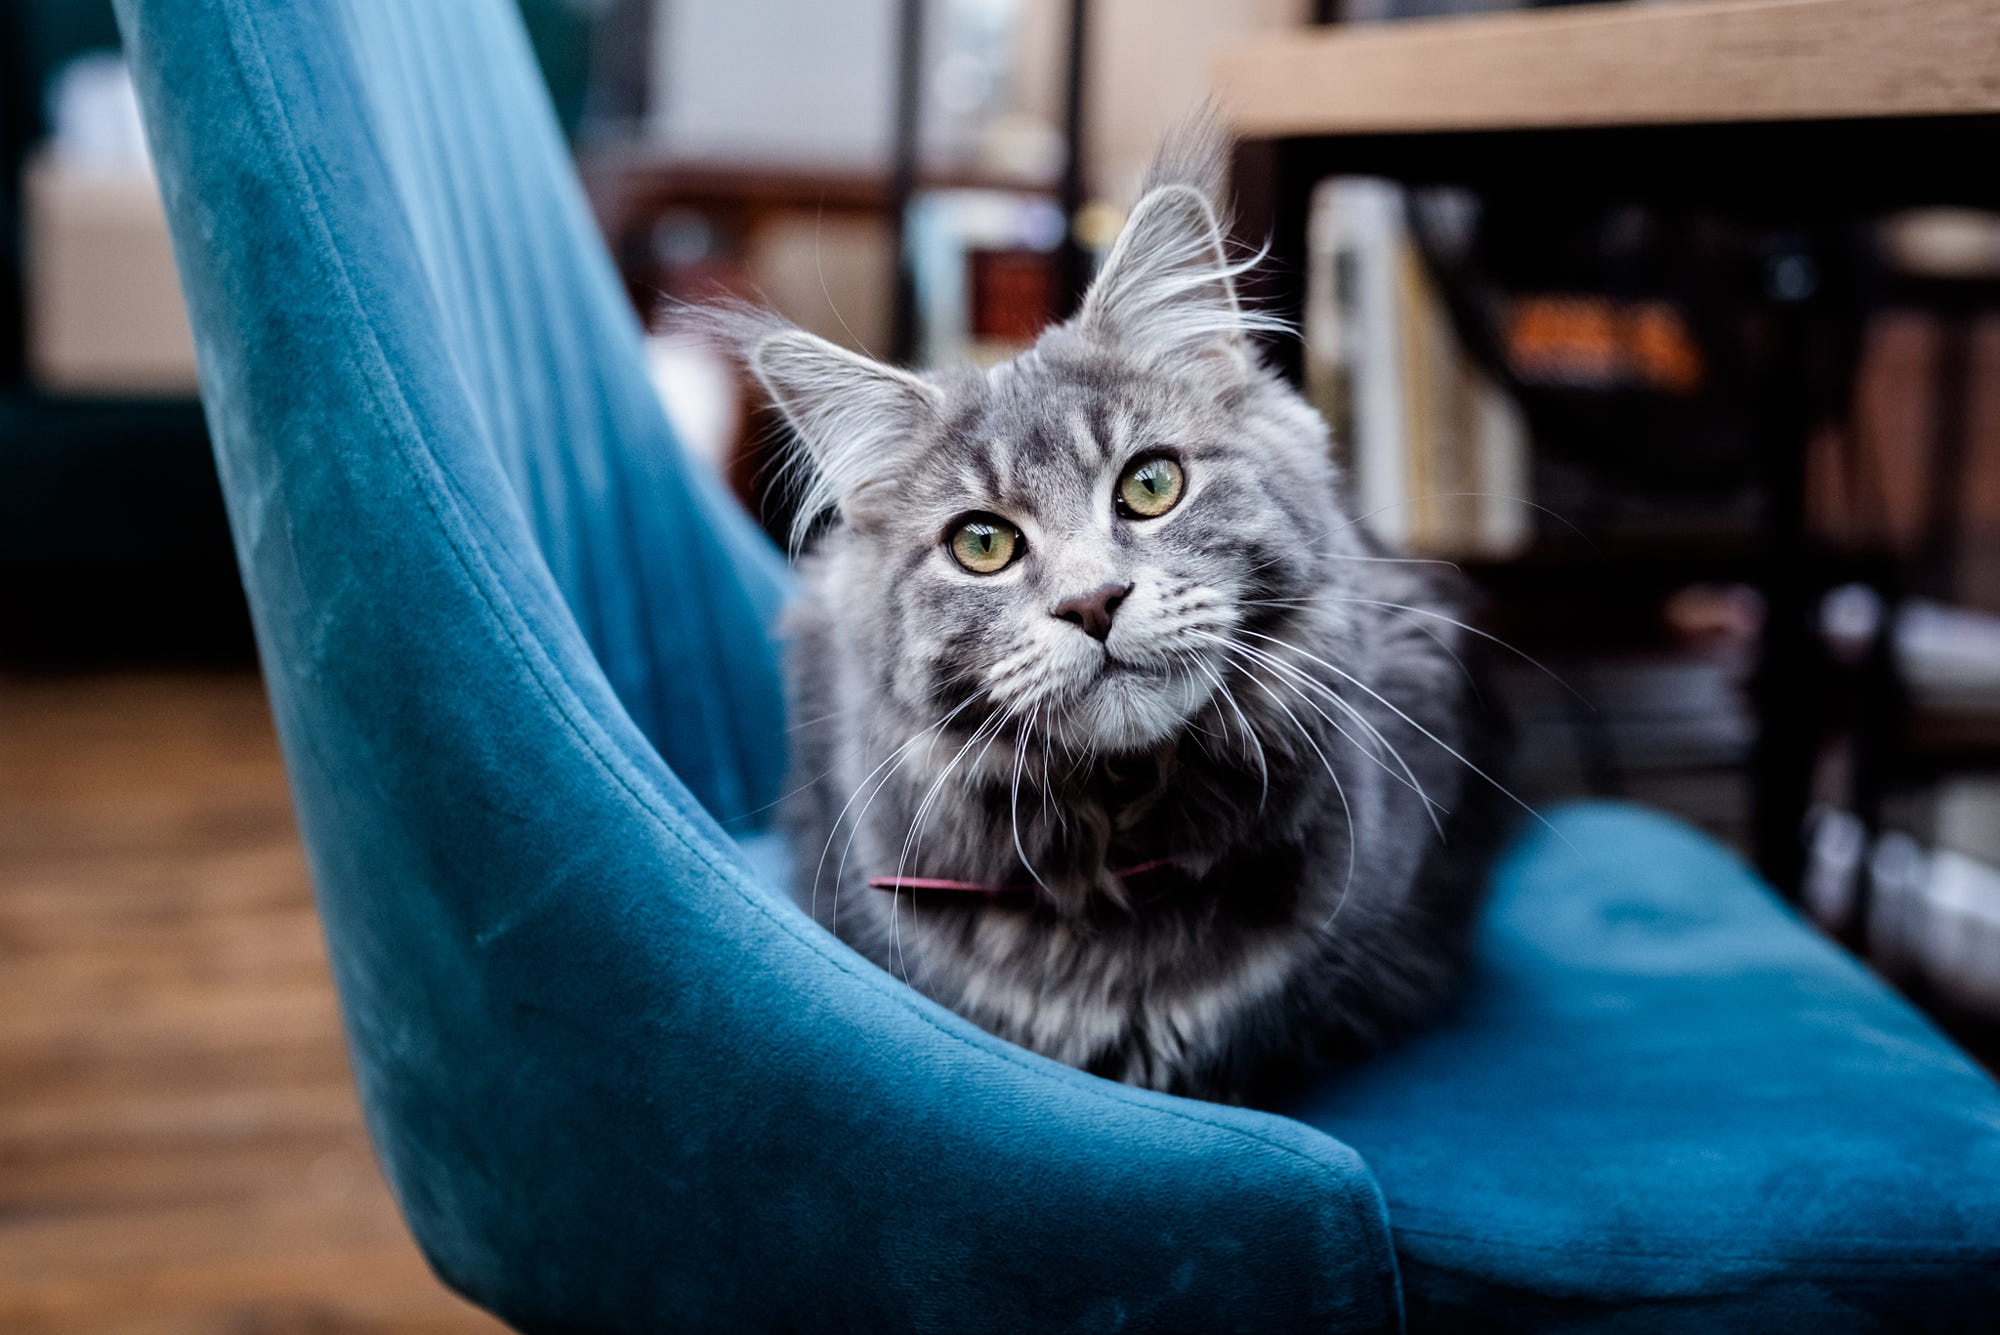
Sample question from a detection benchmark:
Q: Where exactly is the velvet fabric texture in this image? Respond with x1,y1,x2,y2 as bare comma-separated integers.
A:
1289,804,2000,1331
114,0,2000,1329
112,0,1395,1329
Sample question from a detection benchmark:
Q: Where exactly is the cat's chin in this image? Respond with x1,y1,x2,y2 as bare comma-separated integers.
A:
1053,665,1214,755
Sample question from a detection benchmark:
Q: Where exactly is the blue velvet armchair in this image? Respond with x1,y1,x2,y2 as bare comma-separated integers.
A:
117,0,2000,1329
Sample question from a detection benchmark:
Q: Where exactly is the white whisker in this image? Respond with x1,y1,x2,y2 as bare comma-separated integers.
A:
818,693,980,928
1196,631,1443,832
1187,652,1268,810
1325,594,1591,707
1234,626,1564,846
1010,702,1051,900
1227,652,1357,923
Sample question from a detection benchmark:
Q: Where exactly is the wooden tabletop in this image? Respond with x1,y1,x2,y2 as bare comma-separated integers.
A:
1218,0,2000,140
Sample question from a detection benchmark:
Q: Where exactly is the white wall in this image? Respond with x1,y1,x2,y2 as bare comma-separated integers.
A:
1011,0,1308,206
650,0,1308,194
650,0,898,168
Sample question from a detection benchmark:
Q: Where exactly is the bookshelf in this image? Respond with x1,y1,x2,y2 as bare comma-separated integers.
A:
1218,0,2000,910
1219,0,2000,137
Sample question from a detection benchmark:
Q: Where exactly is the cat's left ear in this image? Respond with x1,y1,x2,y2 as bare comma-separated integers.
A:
749,328,942,541
1078,183,1252,372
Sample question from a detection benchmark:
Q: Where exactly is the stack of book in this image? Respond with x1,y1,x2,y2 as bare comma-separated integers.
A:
1303,178,1531,559
1807,780,2000,1024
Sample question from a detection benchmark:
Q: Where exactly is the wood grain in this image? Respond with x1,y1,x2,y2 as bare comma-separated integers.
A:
0,673,509,1335
1217,0,2000,138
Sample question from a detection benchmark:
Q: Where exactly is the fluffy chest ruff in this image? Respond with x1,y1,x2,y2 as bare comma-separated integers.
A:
784,594,1498,1102
731,113,1504,1101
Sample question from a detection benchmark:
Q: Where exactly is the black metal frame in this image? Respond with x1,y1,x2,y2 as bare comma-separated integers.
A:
1053,0,1091,318
1235,113,2000,894
886,0,1091,361
887,0,927,363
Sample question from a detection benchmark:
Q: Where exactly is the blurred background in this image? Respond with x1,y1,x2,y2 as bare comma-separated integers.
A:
5,0,1999,1328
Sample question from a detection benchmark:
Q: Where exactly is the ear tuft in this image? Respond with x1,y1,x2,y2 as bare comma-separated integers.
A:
1080,184,1245,361
1075,109,1287,369
692,301,940,547
751,331,941,545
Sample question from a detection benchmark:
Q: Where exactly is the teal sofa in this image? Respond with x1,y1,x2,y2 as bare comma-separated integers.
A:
116,0,2000,1327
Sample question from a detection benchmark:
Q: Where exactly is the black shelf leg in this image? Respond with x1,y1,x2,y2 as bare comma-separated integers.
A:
1749,235,1825,898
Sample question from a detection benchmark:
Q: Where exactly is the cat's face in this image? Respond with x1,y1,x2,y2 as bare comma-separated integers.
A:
746,177,1344,758
841,349,1335,755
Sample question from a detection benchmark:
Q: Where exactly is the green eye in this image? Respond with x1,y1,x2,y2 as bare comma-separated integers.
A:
948,516,1022,574
1117,455,1185,519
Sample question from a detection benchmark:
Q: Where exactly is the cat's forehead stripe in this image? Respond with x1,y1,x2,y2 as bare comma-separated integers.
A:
965,445,1002,502
1106,408,1132,459
990,432,1018,497
1066,411,1099,466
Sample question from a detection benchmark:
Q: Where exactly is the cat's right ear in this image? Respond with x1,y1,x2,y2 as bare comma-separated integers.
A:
749,329,941,539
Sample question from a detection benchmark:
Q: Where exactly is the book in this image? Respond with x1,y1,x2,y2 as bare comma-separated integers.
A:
1305,177,1530,559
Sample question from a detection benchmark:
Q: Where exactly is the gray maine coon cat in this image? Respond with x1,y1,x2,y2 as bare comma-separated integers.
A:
719,124,1506,1102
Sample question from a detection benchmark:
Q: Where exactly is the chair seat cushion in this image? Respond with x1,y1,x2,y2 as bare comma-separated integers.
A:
1285,802,2000,1332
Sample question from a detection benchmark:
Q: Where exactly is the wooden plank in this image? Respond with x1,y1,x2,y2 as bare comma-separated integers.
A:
0,673,506,1334
1217,0,2000,138
1,1133,381,1218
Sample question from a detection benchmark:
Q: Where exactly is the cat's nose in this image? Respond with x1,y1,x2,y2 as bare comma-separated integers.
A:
1052,581,1133,642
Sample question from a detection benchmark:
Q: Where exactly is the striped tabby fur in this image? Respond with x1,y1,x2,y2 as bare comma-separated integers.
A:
716,119,1507,1102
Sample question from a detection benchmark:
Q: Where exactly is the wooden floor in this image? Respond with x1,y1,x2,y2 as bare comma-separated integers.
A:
0,673,509,1334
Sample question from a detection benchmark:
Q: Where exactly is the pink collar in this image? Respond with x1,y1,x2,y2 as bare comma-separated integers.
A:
868,856,1181,898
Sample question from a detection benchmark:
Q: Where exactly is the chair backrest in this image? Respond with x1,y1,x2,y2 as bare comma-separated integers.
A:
116,0,1402,1327
158,0,791,828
